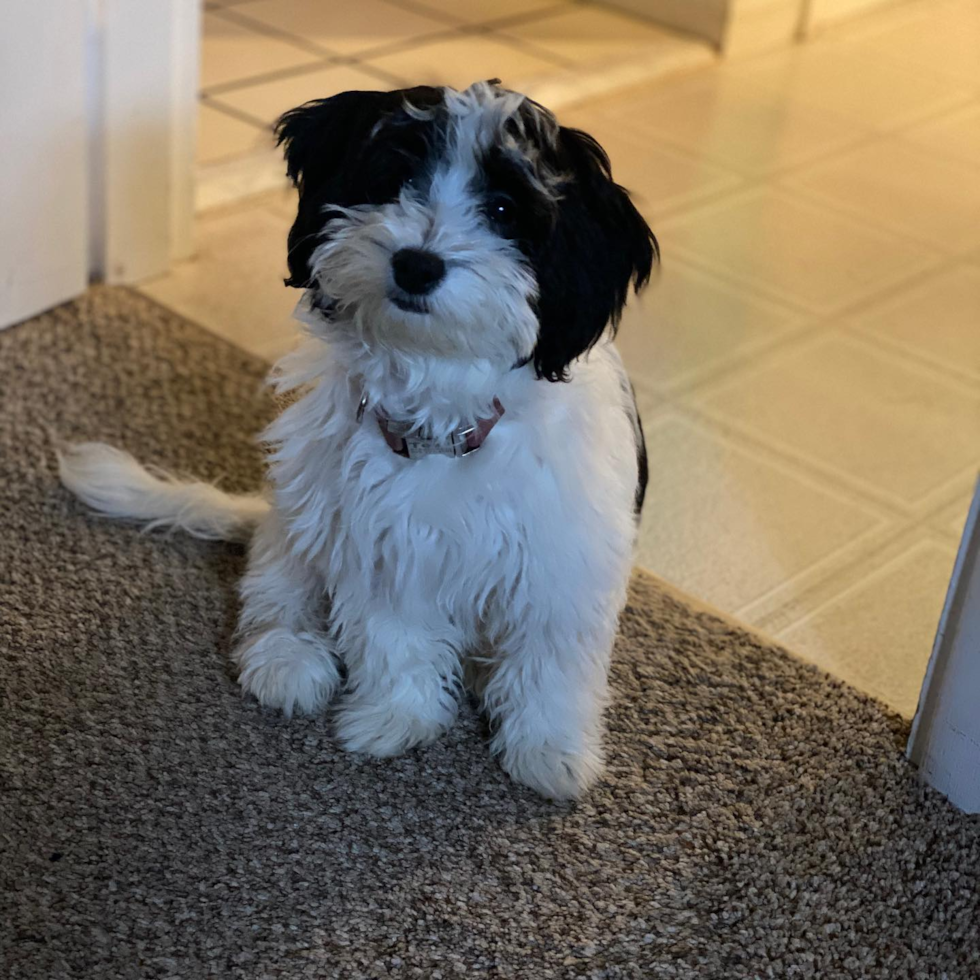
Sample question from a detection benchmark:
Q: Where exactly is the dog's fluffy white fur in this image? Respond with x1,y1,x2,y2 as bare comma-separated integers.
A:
59,81,656,800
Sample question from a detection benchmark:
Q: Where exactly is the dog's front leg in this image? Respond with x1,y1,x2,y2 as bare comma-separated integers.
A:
481,607,617,800
333,602,463,757
233,510,341,717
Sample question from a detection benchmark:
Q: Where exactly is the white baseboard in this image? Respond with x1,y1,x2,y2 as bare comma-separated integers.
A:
908,476,980,814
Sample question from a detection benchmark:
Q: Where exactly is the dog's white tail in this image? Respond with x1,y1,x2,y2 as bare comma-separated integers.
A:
57,442,270,543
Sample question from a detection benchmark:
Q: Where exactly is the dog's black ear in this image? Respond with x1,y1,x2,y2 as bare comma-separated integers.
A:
276,91,385,288
275,87,442,288
531,127,657,382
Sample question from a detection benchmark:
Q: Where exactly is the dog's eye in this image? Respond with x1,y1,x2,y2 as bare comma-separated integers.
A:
485,194,517,231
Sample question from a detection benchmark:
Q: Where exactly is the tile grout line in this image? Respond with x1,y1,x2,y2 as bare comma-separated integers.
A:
821,38,980,94
635,410,911,635
839,318,980,392
205,6,347,60
742,498,975,633
199,95,272,132
670,301,980,425
753,531,958,640
780,174,980,262
811,252,972,321
676,388,970,524
735,521,911,628
661,400,909,524
382,0,575,33
819,323,980,398
471,30,578,71
203,60,356,100
687,392,980,528
319,28,474,66
843,320,980,390
652,246,824,318
662,235,947,325
207,3,484,69
206,55,414,102
202,0,710,110
658,317,823,401
641,175,749,224
375,0,468,29
602,78,978,197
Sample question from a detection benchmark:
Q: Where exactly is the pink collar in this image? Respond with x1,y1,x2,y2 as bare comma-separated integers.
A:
357,395,505,459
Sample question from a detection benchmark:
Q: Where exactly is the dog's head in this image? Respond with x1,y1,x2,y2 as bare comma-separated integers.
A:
276,80,657,381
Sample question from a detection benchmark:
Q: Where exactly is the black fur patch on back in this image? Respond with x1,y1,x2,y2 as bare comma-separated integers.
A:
629,382,649,516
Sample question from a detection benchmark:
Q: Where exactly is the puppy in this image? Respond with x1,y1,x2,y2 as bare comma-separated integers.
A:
59,80,657,800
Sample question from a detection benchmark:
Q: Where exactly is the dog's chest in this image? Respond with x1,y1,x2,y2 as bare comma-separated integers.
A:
346,422,547,542
272,345,635,588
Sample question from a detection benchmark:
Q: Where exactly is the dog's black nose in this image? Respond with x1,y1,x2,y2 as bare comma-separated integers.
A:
391,248,446,296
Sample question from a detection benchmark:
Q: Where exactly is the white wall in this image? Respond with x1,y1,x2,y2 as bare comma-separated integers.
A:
1,1,89,329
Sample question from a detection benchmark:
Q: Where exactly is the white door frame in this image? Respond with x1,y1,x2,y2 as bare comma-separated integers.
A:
907,478,980,814
2,0,200,331
91,0,200,283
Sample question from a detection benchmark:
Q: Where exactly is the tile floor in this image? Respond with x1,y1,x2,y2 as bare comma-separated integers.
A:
140,0,980,718
196,0,712,170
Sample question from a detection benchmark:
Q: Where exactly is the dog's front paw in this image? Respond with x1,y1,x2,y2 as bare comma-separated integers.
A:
496,741,603,801
334,692,456,757
235,627,341,718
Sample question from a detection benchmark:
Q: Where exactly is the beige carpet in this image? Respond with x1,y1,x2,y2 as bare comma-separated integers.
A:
1,288,977,980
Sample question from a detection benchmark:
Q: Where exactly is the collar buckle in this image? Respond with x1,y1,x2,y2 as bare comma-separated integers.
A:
371,397,505,460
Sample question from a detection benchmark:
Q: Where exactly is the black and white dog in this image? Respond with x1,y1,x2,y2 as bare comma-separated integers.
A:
60,80,657,799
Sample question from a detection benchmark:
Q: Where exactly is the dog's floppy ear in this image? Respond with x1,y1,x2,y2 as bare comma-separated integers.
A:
275,87,442,288
531,127,657,382
276,92,385,288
